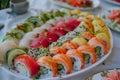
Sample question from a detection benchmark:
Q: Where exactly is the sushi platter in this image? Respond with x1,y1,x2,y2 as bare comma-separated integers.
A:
0,8,113,80
105,0,120,6
101,8,120,32
50,0,100,10
85,68,120,80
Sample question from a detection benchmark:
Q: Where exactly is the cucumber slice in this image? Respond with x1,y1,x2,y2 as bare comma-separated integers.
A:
6,49,26,69
58,64,64,71
84,54,90,64
95,46,101,56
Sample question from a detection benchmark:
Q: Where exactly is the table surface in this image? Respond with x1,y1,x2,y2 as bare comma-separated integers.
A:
0,0,120,80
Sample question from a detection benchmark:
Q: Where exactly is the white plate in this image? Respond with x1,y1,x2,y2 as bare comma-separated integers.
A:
50,0,100,10
100,8,120,32
85,68,120,80
1,13,113,80
105,0,120,6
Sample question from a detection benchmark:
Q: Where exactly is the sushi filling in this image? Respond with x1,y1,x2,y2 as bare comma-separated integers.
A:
57,64,65,75
71,57,81,71
83,54,90,64
95,46,102,58
39,66,52,79
16,63,29,77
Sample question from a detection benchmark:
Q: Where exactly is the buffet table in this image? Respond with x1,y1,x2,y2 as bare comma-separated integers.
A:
0,0,120,80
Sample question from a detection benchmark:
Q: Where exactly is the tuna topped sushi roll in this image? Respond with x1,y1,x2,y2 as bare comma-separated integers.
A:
37,56,57,78
77,44,97,64
66,49,85,71
53,54,72,75
88,37,108,58
14,55,39,78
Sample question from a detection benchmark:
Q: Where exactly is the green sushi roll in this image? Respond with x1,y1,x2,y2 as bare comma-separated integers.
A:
17,22,33,33
6,48,26,69
27,16,42,27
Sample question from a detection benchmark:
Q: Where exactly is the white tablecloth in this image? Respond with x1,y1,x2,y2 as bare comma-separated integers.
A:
0,0,120,80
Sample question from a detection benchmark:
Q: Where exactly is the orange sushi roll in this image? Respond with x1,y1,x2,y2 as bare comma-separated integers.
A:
37,56,57,77
81,31,94,40
49,46,66,54
62,40,78,50
66,49,85,71
77,44,97,64
88,37,108,57
53,54,72,74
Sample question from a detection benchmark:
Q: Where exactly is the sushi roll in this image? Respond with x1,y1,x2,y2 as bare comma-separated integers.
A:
62,41,78,50
53,54,72,75
71,37,87,46
55,17,64,22
10,28,25,39
14,55,39,77
49,46,66,55
88,37,108,58
2,34,19,44
66,49,85,71
96,32,110,49
26,16,42,27
79,21,93,32
60,8,72,16
6,48,26,69
0,41,18,65
81,31,94,40
16,22,33,33
46,19,58,26
22,32,38,39
19,32,38,48
37,56,57,78
77,44,97,64
40,23,53,30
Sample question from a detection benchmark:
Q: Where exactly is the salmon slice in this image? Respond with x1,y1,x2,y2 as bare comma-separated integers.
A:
53,54,72,74
62,40,78,50
49,46,66,54
81,31,94,40
37,56,58,77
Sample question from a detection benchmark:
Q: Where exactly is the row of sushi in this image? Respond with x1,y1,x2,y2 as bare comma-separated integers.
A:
2,8,82,45
0,36,108,79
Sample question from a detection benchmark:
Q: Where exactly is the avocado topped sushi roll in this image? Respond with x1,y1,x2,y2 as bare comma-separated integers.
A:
17,22,33,33
0,41,18,65
6,48,26,69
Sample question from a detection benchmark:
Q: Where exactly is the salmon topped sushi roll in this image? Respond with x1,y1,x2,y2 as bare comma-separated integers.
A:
81,31,94,40
14,55,39,78
66,49,85,71
37,56,57,78
77,44,97,64
88,37,108,58
50,46,66,55
62,41,78,50
53,54,72,75
96,32,110,49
